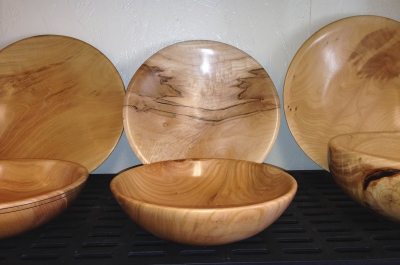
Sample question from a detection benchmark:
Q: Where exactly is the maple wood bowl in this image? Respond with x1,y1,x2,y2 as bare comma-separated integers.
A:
110,159,297,245
329,132,400,222
0,159,89,239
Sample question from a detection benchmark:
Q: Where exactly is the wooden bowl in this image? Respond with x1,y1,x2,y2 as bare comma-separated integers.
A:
110,159,297,245
329,132,400,222
0,159,89,239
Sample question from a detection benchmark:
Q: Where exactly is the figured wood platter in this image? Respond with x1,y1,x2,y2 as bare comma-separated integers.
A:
284,16,400,170
0,35,125,172
124,40,280,164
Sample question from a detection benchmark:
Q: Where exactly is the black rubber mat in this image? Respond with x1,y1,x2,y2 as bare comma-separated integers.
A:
1,170,400,264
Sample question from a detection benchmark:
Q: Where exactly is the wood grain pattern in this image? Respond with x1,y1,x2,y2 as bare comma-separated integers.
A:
124,40,280,164
329,132,400,222
0,35,125,172
0,159,88,239
284,16,400,170
110,159,297,245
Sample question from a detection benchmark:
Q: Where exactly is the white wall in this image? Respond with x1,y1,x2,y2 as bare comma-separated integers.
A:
1,0,399,173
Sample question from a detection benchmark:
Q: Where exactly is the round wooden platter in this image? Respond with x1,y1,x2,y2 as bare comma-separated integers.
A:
124,40,280,164
0,35,125,172
284,16,400,170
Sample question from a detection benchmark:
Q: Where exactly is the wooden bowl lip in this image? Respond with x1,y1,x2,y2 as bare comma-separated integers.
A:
283,15,400,171
110,158,297,211
0,158,89,213
0,34,125,173
124,39,280,164
328,131,400,162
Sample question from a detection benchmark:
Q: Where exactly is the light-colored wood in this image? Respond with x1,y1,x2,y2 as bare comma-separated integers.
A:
0,159,88,239
110,159,297,245
0,35,125,172
329,132,400,222
284,16,400,170
124,40,280,164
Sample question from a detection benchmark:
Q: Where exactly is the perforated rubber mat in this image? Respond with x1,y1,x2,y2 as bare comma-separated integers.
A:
1,171,400,264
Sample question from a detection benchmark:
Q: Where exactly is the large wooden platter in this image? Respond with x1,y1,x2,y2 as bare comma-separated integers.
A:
0,35,125,172
284,16,400,170
124,40,280,164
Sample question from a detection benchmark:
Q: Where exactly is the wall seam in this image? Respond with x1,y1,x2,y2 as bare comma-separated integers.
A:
309,0,312,36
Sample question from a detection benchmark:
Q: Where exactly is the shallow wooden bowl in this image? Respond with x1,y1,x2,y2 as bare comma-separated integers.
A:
0,159,88,239
329,132,400,222
110,159,297,245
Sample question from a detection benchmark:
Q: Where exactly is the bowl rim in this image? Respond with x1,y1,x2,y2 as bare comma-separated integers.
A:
328,131,400,162
0,158,89,214
110,158,298,211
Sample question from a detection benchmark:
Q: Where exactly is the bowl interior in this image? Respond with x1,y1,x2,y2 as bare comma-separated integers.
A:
112,159,295,208
330,132,400,161
0,159,88,204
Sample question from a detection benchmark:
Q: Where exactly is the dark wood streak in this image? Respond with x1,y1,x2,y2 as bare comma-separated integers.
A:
153,98,276,112
349,28,400,81
44,86,74,100
148,65,178,94
130,64,182,98
126,104,275,123
363,168,400,191
0,59,69,97
0,60,67,79
349,29,396,63
358,41,400,80
159,75,173,85
236,68,272,100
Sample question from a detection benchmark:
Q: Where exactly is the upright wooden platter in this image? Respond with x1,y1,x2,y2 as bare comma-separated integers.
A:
284,16,400,170
124,40,280,164
0,35,125,172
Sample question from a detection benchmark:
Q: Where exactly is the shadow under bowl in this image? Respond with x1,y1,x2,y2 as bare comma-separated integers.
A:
110,158,297,245
0,159,89,239
329,131,400,222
